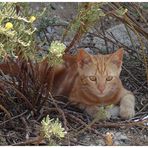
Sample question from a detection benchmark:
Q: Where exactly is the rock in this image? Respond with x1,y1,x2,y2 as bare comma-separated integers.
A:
47,27,55,34
106,106,120,119
84,48,94,54
115,132,128,140
106,24,139,47
0,130,7,145
85,23,148,54
93,37,107,51
113,132,130,145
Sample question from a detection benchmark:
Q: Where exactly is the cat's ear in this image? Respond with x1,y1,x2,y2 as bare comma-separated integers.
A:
109,48,123,68
76,48,92,68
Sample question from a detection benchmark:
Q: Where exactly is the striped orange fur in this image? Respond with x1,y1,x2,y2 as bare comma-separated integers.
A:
53,48,135,119
0,48,135,119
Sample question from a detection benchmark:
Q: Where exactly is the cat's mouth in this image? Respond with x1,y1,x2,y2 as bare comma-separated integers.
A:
82,87,107,99
97,93,106,98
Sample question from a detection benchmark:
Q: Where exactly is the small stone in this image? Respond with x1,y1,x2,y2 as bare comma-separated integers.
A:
47,27,54,34
115,132,128,140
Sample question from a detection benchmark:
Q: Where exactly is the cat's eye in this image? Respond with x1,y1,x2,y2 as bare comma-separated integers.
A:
106,76,113,81
89,76,96,81
81,79,87,85
81,77,87,85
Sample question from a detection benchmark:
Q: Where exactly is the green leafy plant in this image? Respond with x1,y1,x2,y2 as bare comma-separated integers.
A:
0,3,66,120
41,115,66,145
63,2,105,52
0,2,37,60
47,41,66,66
96,105,114,120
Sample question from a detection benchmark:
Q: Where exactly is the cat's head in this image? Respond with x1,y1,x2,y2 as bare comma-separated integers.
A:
76,48,123,98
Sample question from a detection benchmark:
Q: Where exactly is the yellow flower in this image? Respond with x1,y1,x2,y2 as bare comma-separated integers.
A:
5,22,13,30
29,16,36,23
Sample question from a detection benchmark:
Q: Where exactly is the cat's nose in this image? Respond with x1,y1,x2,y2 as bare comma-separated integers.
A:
98,84,105,93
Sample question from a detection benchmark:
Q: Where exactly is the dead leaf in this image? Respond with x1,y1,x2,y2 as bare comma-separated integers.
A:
105,132,113,146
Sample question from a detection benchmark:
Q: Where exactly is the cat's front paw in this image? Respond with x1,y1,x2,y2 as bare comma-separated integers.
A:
120,107,135,119
120,93,135,119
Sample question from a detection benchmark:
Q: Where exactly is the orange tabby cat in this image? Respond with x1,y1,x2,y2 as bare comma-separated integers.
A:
0,48,135,119
53,48,135,119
